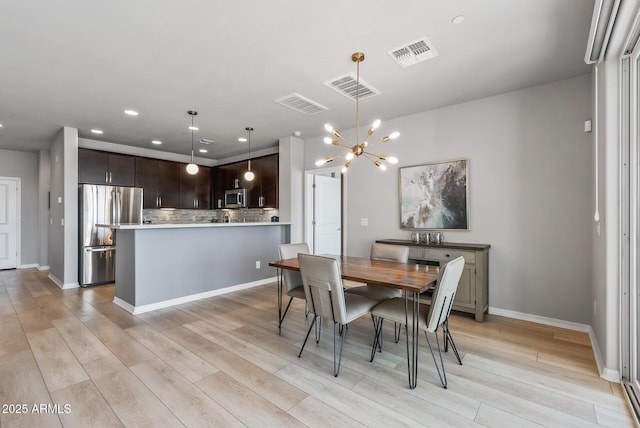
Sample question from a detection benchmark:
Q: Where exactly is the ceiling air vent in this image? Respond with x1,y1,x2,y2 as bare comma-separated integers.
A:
388,37,438,68
275,93,328,115
324,73,380,101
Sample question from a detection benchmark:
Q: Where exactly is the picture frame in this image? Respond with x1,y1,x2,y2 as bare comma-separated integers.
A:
399,158,469,230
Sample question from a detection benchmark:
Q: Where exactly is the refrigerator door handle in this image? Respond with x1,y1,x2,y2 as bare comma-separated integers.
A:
84,246,116,252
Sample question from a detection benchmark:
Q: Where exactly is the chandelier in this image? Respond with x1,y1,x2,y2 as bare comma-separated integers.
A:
186,110,199,175
316,52,399,173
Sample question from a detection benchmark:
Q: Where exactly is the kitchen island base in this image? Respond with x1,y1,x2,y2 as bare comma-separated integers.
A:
107,223,290,314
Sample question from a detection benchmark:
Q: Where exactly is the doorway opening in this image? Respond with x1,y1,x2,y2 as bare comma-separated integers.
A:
304,167,344,255
0,177,20,270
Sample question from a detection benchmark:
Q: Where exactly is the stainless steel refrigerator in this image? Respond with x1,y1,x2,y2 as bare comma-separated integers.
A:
79,184,143,286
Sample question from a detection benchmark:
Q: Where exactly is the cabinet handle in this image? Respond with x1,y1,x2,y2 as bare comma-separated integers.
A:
258,196,264,207
159,197,162,207
234,178,239,189
109,172,112,183
105,171,109,183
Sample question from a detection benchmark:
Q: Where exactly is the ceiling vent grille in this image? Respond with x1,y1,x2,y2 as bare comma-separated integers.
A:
388,37,438,68
324,72,380,101
275,93,328,115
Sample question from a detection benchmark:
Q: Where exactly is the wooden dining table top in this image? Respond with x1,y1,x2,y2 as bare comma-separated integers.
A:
269,255,439,293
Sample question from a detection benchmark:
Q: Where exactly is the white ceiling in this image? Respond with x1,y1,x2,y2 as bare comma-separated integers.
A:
0,0,594,160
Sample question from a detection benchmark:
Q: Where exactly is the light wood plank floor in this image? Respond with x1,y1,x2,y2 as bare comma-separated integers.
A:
0,269,634,427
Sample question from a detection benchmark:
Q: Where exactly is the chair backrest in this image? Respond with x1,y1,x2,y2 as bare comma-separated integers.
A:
278,243,310,293
425,256,465,332
298,254,347,324
370,243,409,263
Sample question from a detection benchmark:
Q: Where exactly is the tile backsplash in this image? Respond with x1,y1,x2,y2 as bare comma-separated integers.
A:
143,208,279,224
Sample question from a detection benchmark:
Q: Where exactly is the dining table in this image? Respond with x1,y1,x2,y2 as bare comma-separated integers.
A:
269,255,440,389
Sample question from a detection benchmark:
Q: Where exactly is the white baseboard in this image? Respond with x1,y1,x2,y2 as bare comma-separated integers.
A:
489,306,621,383
587,327,622,383
489,307,591,332
114,277,277,315
37,265,50,271
47,273,80,290
18,263,38,269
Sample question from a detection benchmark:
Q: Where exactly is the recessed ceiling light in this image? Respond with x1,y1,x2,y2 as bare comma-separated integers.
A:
91,129,104,134
452,15,465,24
0,123,3,128
199,149,208,153
188,126,199,131
124,109,139,116
151,140,162,145
238,137,247,142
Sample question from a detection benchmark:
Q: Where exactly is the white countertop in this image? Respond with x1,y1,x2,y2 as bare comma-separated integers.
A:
97,222,291,230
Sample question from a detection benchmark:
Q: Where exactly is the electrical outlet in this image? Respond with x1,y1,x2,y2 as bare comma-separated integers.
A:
255,261,260,269
361,218,368,226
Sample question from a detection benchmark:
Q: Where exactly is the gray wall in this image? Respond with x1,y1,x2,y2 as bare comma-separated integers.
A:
38,149,50,268
0,148,40,266
305,74,593,324
48,127,78,286
48,130,65,281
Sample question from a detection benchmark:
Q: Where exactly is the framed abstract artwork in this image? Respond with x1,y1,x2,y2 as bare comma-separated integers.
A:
399,158,469,230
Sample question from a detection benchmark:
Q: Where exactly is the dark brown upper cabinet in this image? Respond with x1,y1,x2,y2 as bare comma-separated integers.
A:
78,148,135,186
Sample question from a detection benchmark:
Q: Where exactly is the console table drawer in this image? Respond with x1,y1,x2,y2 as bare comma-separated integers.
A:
422,248,476,264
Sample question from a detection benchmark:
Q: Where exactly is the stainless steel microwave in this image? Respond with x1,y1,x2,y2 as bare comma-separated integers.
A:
224,188,246,208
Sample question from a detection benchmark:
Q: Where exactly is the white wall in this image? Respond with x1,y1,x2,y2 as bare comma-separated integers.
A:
305,74,593,324
0,148,39,266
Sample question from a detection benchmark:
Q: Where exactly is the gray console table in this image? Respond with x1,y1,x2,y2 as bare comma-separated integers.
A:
376,239,490,322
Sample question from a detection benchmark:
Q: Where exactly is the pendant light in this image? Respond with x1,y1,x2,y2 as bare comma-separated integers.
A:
186,110,199,175
244,127,255,181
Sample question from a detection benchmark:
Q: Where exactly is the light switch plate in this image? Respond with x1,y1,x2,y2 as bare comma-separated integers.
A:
360,218,368,226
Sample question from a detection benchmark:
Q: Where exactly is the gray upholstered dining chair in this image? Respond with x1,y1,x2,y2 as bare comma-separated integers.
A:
370,256,465,388
297,253,379,377
345,242,409,344
345,243,409,300
277,243,310,335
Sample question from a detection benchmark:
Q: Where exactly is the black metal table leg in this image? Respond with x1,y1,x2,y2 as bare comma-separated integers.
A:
277,268,283,335
405,291,419,389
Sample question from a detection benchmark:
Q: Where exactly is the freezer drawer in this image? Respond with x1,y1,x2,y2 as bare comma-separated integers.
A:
81,246,115,286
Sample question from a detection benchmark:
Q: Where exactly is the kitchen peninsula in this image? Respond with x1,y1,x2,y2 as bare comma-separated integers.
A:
100,222,290,314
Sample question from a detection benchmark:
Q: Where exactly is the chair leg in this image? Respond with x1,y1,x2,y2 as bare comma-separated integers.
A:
424,330,448,389
370,317,384,362
298,315,318,358
315,316,322,343
443,319,462,365
394,322,401,343
333,321,346,377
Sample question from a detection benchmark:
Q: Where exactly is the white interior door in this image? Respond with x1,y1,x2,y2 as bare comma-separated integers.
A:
0,179,18,270
313,174,341,255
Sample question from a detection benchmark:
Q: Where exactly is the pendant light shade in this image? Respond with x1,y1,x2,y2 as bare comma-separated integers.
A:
244,127,255,181
186,110,199,175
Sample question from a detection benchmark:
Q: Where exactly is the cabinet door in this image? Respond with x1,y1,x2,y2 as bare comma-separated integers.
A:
78,149,108,184
196,167,211,209
452,265,476,310
211,167,225,209
179,166,210,209
157,161,180,208
260,154,278,208
246,157,262,208
107,153,135,186
135,157,159,208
